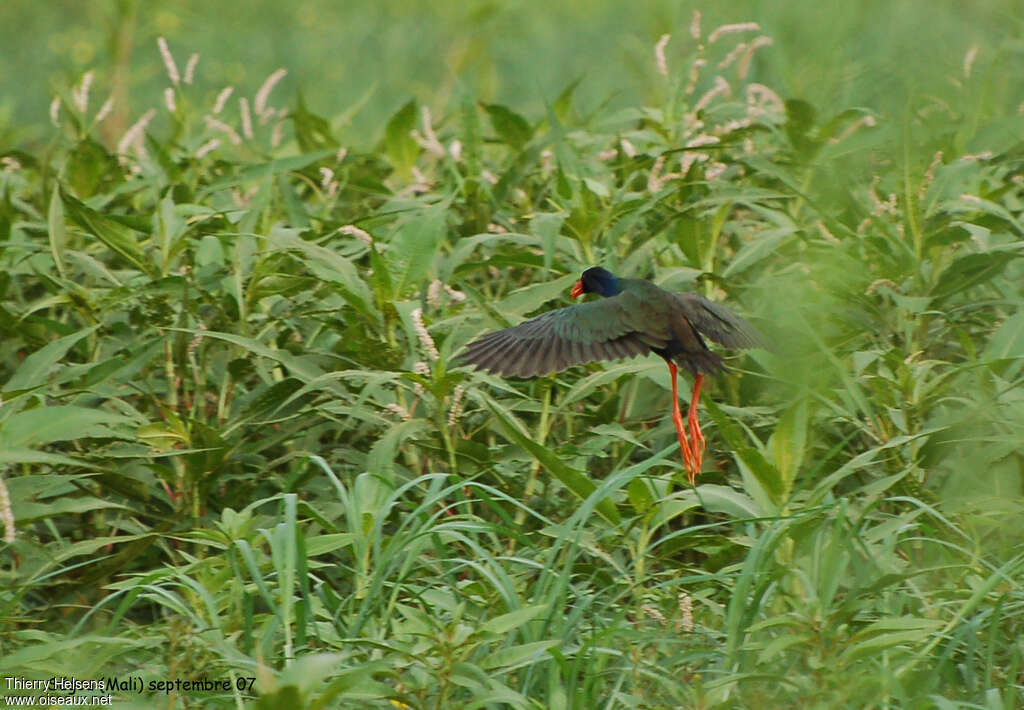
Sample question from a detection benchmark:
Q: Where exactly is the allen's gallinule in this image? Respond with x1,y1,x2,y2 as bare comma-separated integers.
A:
456,267,761,483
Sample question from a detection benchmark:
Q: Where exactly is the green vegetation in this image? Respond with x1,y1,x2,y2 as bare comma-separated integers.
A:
2,2,1023,708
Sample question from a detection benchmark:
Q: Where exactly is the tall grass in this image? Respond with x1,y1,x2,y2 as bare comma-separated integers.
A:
1,8,1023,709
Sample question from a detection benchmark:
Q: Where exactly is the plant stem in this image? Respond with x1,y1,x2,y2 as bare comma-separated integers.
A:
510,382,552,546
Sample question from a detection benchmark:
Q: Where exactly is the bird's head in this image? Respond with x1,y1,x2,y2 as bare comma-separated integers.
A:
571,266,621,299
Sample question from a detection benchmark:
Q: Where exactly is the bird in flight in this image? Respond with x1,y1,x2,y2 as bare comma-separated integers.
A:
456,266,762,483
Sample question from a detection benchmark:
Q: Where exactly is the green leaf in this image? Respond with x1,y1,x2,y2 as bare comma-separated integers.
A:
60,190,155,277
171,328,336,390
459,97,483,189
705,398,784,506
481,640,559,670
529,213,566,272
0,636,139,672
984,311,1024,362
552,77,582,121
261,229,375,320
383,99,419,174
66,137,119,197
0,449,83,467
366,420,427,478
2,326,98,395
137,421,188,449
724,518,794,662
768,398,808,497
17,497,127,523
0,406,138,447
840,617,942,663
493,273,576,319
818,108,874,142
155,195,187,275
449,661,489,691
648,493,701,528
756,633,813,664
784,98,820,157
483,397,620,524
265,652,347,698
305,533,355,555
560,360,657,407
481,604,549,635
278,172,310,227
48,186,67,277
293,90,339,152
930,244,1024,304
231,150,335,184
484,104,534,150
698,484,761,519
385,207,446,298
722,226,797,278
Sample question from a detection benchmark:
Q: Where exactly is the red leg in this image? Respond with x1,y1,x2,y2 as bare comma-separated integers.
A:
668,361,696,482
687,375,705,477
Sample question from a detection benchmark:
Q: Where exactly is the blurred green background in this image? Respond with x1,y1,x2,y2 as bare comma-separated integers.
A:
4,0,1023,147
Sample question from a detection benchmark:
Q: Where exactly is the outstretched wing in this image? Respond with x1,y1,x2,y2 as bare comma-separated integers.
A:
455,294,660,378
674,293,764,349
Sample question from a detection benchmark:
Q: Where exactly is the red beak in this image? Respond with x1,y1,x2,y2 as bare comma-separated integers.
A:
570,280,584,299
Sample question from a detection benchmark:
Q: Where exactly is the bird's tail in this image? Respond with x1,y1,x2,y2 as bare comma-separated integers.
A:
675,349,725,376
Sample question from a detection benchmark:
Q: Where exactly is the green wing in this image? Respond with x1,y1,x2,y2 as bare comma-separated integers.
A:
455,293,659,377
